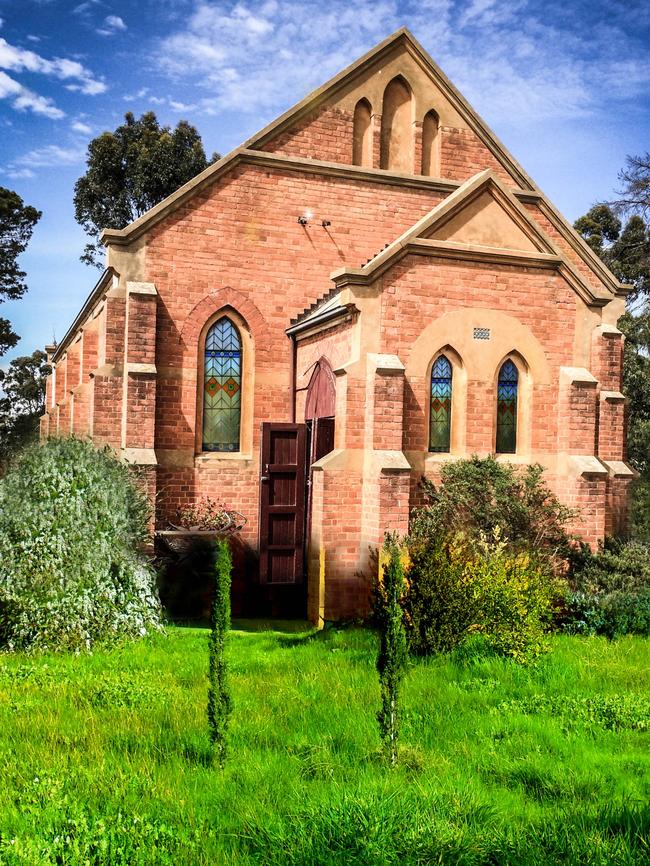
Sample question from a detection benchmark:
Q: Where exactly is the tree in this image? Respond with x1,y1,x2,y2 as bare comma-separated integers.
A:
574,205,650,304
611,152,650,219
207,539,232,766
375,536,408,766
575,194,650,539
0,349,50,468
73,112,215,267
0,187,41,356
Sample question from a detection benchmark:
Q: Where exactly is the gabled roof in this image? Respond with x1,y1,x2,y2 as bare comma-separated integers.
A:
327,170,613,307
100,28,630,298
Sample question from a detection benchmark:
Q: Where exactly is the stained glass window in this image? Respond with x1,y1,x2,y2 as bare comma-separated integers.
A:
496,359,518,454
429,355,452,452
202,317,242,452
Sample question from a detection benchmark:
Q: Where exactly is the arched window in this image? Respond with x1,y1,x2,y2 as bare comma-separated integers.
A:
496,359,518,454
202,316,242,452
380,76,413,172
429,354,452,452
352,98,372,167
421,109,439,176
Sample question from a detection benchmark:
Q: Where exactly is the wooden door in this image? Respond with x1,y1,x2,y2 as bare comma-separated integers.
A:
259,423,307,586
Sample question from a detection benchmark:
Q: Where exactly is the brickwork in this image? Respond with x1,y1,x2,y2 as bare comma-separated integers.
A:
40,33,631,623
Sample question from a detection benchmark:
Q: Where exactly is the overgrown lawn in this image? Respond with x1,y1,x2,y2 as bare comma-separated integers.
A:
0,626,648,864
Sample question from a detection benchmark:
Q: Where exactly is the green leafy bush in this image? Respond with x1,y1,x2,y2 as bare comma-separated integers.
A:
375,537,409,764
563,540,650,638
410,456,575,573
207,538,232,765
0,437,162,652
402,535,475,655
403,531,562,664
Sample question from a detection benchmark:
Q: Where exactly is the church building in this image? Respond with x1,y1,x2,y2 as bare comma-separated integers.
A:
41,29,634,623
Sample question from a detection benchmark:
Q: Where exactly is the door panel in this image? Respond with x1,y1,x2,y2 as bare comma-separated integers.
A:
259,423,307,586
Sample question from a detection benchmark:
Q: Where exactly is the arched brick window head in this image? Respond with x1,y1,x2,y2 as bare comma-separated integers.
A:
496,359,518,454
380,77,413,172
203,316,242,452
429,354,452,452
352,98,372,167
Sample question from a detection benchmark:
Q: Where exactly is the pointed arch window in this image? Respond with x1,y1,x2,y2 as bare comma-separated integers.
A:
202,316,242,452
429,354,452,452
496,359,518,454
352,98,372,167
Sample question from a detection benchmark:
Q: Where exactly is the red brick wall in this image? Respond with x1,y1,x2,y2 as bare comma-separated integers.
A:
260,104,521,185
382,255,577,455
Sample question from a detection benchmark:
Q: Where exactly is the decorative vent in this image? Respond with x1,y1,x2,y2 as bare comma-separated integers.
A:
473,327,491,341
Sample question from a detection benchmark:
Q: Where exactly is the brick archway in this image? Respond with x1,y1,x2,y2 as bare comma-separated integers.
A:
180,286,270,363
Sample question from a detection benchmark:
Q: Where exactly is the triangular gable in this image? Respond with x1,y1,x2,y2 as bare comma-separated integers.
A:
329,170,612,307
244,28,534,191
98,28,629,298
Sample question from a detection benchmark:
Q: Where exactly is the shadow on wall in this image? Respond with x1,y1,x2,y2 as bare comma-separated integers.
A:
156,535,258,621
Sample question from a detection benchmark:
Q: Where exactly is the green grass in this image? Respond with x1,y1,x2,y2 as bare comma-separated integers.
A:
0,626,648,865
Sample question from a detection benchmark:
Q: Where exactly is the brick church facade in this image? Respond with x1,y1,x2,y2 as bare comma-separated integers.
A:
42,29,634,623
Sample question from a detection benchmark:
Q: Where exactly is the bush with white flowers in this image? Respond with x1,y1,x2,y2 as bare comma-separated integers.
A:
0,437,162,652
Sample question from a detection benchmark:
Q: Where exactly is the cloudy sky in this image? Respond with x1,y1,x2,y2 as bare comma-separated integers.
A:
1,0,649,367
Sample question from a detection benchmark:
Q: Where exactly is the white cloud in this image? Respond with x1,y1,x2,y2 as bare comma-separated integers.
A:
14,144,86,169
71,120,93,134
154,0,650,127
123,86,149,102
97,15,127,36
6,168,36,179
0,70,64,118
0,36,107,100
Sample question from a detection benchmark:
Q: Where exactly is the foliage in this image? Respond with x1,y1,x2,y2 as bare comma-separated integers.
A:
0,628,649,864
0,349,50,470
611,151,650,220
175,496,246,532
73,112,214,267
574,199,650,540
463,531,560,663
404,530,562,664
0,437,162,652
207,539,232,765
0,187,41,356
574,205,650,302
410,456,576,572
402,534,475,655
562,539,650,638
375,536,409,765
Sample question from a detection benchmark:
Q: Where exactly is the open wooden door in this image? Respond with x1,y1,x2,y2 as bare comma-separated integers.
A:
258,423,308,614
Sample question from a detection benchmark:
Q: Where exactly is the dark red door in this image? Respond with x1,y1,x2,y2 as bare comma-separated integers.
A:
259,423,307,589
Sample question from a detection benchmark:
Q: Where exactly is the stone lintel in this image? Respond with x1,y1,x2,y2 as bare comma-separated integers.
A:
89,363,122,379
122,447,157,465
126,362,157,375
568,455,608,478
560,366,598,387
597,324,623,337
374,450,411,473
126,281,157,296
602,460,638,478
600,390,626,403
368,353,405,374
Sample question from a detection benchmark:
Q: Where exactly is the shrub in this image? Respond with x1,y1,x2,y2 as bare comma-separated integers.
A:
465,532,560,663
402,535,476,655
562,539,650,638
403,531,563,664
0,437,162,652
375,536,408,764
410,456,576,573
207,538,232,765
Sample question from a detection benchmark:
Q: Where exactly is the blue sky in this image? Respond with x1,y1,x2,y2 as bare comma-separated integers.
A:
0,0,649,369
